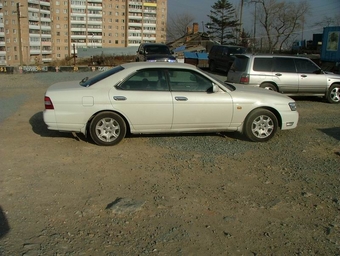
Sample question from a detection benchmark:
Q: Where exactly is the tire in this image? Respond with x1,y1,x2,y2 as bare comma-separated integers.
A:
89,112,126,146
326,84,340,103
260,83,278,91
209,61,216,72
244,109,278,142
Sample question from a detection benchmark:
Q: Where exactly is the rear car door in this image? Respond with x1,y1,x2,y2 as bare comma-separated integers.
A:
294,58,327,93
168,69,233,130
111,68,173,131
272,58,299,93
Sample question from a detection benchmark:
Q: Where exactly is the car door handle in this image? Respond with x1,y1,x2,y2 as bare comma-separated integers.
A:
275,73,282,76
175,96,188,101
300,74,307,78
113,96,127,101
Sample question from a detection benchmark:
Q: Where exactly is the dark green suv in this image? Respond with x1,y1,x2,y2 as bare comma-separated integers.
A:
208,45,246,74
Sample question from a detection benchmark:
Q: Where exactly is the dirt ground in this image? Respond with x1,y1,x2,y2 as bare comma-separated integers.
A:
0,72,339,255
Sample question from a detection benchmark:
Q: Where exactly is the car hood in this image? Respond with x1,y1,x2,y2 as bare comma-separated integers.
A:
230,84,294,103
325,72,340,79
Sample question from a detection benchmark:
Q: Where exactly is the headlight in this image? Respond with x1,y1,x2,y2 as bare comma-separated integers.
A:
288,102,297,111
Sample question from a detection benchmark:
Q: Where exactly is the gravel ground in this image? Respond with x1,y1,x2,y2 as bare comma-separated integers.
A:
0,70,339,255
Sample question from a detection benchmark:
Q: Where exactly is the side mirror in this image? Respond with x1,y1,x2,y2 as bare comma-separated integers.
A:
212,83,220,93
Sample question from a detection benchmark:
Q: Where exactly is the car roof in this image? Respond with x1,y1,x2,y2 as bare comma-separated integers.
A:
234,54,310,59
120,62,199,70
212,45,245,48
140,43,169,47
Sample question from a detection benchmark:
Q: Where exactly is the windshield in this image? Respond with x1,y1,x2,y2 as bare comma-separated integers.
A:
79,66,124,87
145,45,171,55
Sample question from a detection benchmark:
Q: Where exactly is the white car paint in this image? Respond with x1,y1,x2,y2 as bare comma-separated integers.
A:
43,62,299,145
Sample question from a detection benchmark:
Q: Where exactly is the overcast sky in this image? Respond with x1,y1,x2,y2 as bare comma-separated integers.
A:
167,0,340,40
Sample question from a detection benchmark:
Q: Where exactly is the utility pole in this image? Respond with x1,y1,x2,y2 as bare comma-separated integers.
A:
16,3,23,66
239,0,244,44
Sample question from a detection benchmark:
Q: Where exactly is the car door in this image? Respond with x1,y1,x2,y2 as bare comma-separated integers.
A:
294,58,328,93
167,69,233,130
272,57,299,93
110,68,173,132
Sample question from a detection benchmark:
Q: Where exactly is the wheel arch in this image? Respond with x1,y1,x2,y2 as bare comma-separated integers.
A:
259,82,279,92
245,106,282,129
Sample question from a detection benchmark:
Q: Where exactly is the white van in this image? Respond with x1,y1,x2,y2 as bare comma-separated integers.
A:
227,54,340,103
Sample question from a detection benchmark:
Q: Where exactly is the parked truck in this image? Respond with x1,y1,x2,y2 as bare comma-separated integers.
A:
320,26,340,73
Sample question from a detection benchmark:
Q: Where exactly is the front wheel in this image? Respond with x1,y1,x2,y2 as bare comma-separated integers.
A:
326,84,340,103
90,112,126,146
244,109,278,142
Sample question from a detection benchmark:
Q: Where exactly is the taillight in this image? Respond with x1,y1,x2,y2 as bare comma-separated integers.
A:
44,96,54,110
240,74,249,84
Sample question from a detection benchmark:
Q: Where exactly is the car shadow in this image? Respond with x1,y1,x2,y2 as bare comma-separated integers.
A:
319,127,340,141
29,111,88,143
128,131,245,141
0,205,10,239
290,96,326,103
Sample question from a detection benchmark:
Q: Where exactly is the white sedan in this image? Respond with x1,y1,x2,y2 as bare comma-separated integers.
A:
43,62,299,146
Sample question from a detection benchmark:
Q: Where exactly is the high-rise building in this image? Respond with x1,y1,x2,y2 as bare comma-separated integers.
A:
0,0,167,66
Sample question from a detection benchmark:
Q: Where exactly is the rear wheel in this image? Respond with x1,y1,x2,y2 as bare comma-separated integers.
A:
326,84,340,103
90,112,126,146
244,109,278,142
260,83,277,91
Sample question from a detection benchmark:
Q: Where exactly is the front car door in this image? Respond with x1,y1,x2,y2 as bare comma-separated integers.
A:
294,58,327,93
111,68,173,132
167,69,233,130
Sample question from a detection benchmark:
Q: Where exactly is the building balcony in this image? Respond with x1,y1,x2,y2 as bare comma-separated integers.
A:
28,7,40,13
40,1,51,7
40,25,51,30
42,58,52,62
28,0,39,4
28,15,40,21
40,17,51,22
128,22,142,27
29,49,41,54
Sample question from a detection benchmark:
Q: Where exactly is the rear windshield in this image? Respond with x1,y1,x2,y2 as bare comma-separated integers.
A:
79,66,124,87
232,56,249,72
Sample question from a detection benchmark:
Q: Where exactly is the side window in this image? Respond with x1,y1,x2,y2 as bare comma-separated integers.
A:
294,58,320,73
253,58,273,71
273,58,296,73
118,69,168,91
168,69,213,92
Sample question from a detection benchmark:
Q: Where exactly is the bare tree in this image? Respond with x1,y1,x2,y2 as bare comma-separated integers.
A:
167,12,195,42
313,16,340,27
257,0,311,52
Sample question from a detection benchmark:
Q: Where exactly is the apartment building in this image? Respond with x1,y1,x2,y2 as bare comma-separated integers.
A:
0,0,167,66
